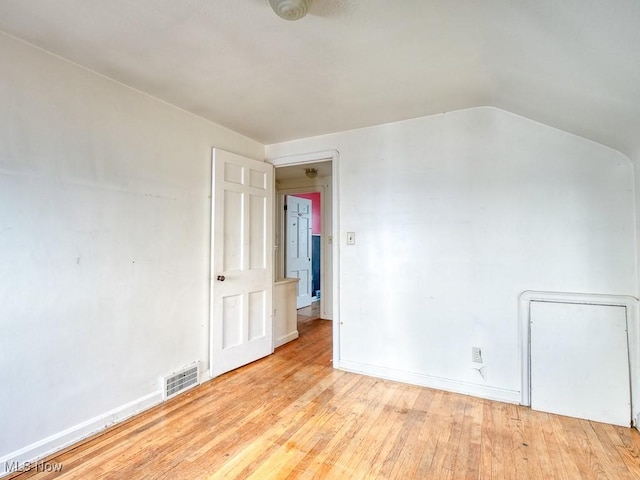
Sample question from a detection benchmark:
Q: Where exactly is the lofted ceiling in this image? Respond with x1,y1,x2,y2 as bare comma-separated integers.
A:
1,0,639,158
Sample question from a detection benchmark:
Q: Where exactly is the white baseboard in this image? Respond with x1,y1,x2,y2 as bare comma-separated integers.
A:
199,368,210,383
275,331,299,348
0,391,162,477
337,360,521,404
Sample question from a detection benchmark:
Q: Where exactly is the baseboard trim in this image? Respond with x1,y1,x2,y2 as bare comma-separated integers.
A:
337,360,521,404
199,368,210,383
275,331,299,348
0,391,162,477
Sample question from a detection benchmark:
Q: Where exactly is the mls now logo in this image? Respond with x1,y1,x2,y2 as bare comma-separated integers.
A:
5,460,63,473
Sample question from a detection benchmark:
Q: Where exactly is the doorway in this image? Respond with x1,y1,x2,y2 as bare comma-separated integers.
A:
269,150,340,368
274,160,333,320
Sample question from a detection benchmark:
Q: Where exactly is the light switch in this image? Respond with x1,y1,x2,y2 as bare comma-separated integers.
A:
347,232,355,245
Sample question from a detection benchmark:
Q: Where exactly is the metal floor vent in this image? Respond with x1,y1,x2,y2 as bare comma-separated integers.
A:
163,363,199,400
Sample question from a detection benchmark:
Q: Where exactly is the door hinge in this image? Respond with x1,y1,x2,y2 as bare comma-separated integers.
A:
284,204,288,211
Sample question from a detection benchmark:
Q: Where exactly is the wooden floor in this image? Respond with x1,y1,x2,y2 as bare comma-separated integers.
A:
296,301,321,322
13,310,640,479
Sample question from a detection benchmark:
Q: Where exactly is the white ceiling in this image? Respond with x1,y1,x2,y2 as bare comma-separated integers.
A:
1,0,639,157
275,160,332,181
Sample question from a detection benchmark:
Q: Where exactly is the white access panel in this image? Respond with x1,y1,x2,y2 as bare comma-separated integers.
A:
530,301,631,426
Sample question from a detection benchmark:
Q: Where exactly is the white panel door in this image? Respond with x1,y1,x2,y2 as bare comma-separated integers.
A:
285,196,313,308
530,301,631,426
210,149,273,377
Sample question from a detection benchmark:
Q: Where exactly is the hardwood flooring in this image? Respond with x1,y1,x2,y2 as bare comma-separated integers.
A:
296,301,321,322
11,315,640,479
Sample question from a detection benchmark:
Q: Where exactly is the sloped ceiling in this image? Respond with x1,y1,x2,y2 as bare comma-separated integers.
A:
1,0,639,157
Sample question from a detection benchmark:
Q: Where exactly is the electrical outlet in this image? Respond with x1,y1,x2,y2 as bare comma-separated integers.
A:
472,347,483,363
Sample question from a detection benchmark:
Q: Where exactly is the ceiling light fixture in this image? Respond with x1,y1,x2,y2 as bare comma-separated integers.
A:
305,168,318,178
269,0,313,21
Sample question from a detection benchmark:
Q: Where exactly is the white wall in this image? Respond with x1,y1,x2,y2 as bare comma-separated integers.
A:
633,152,640,428
267,107,637,402
634,151,640,301
0,33,263,470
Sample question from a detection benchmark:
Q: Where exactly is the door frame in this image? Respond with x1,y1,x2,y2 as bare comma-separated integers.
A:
268,150,341,369
519,290,639,428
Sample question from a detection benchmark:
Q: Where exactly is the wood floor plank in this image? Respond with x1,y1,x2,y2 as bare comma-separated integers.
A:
302,378,391,479
10,316,640,479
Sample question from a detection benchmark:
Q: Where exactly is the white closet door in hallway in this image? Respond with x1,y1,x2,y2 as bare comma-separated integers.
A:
285,195,313,309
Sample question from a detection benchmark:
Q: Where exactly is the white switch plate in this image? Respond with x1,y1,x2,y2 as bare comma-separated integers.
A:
347,232,355,245
472,347,483,363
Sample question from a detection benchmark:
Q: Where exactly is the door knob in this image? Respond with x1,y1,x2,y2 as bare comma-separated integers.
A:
217,275,226,282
